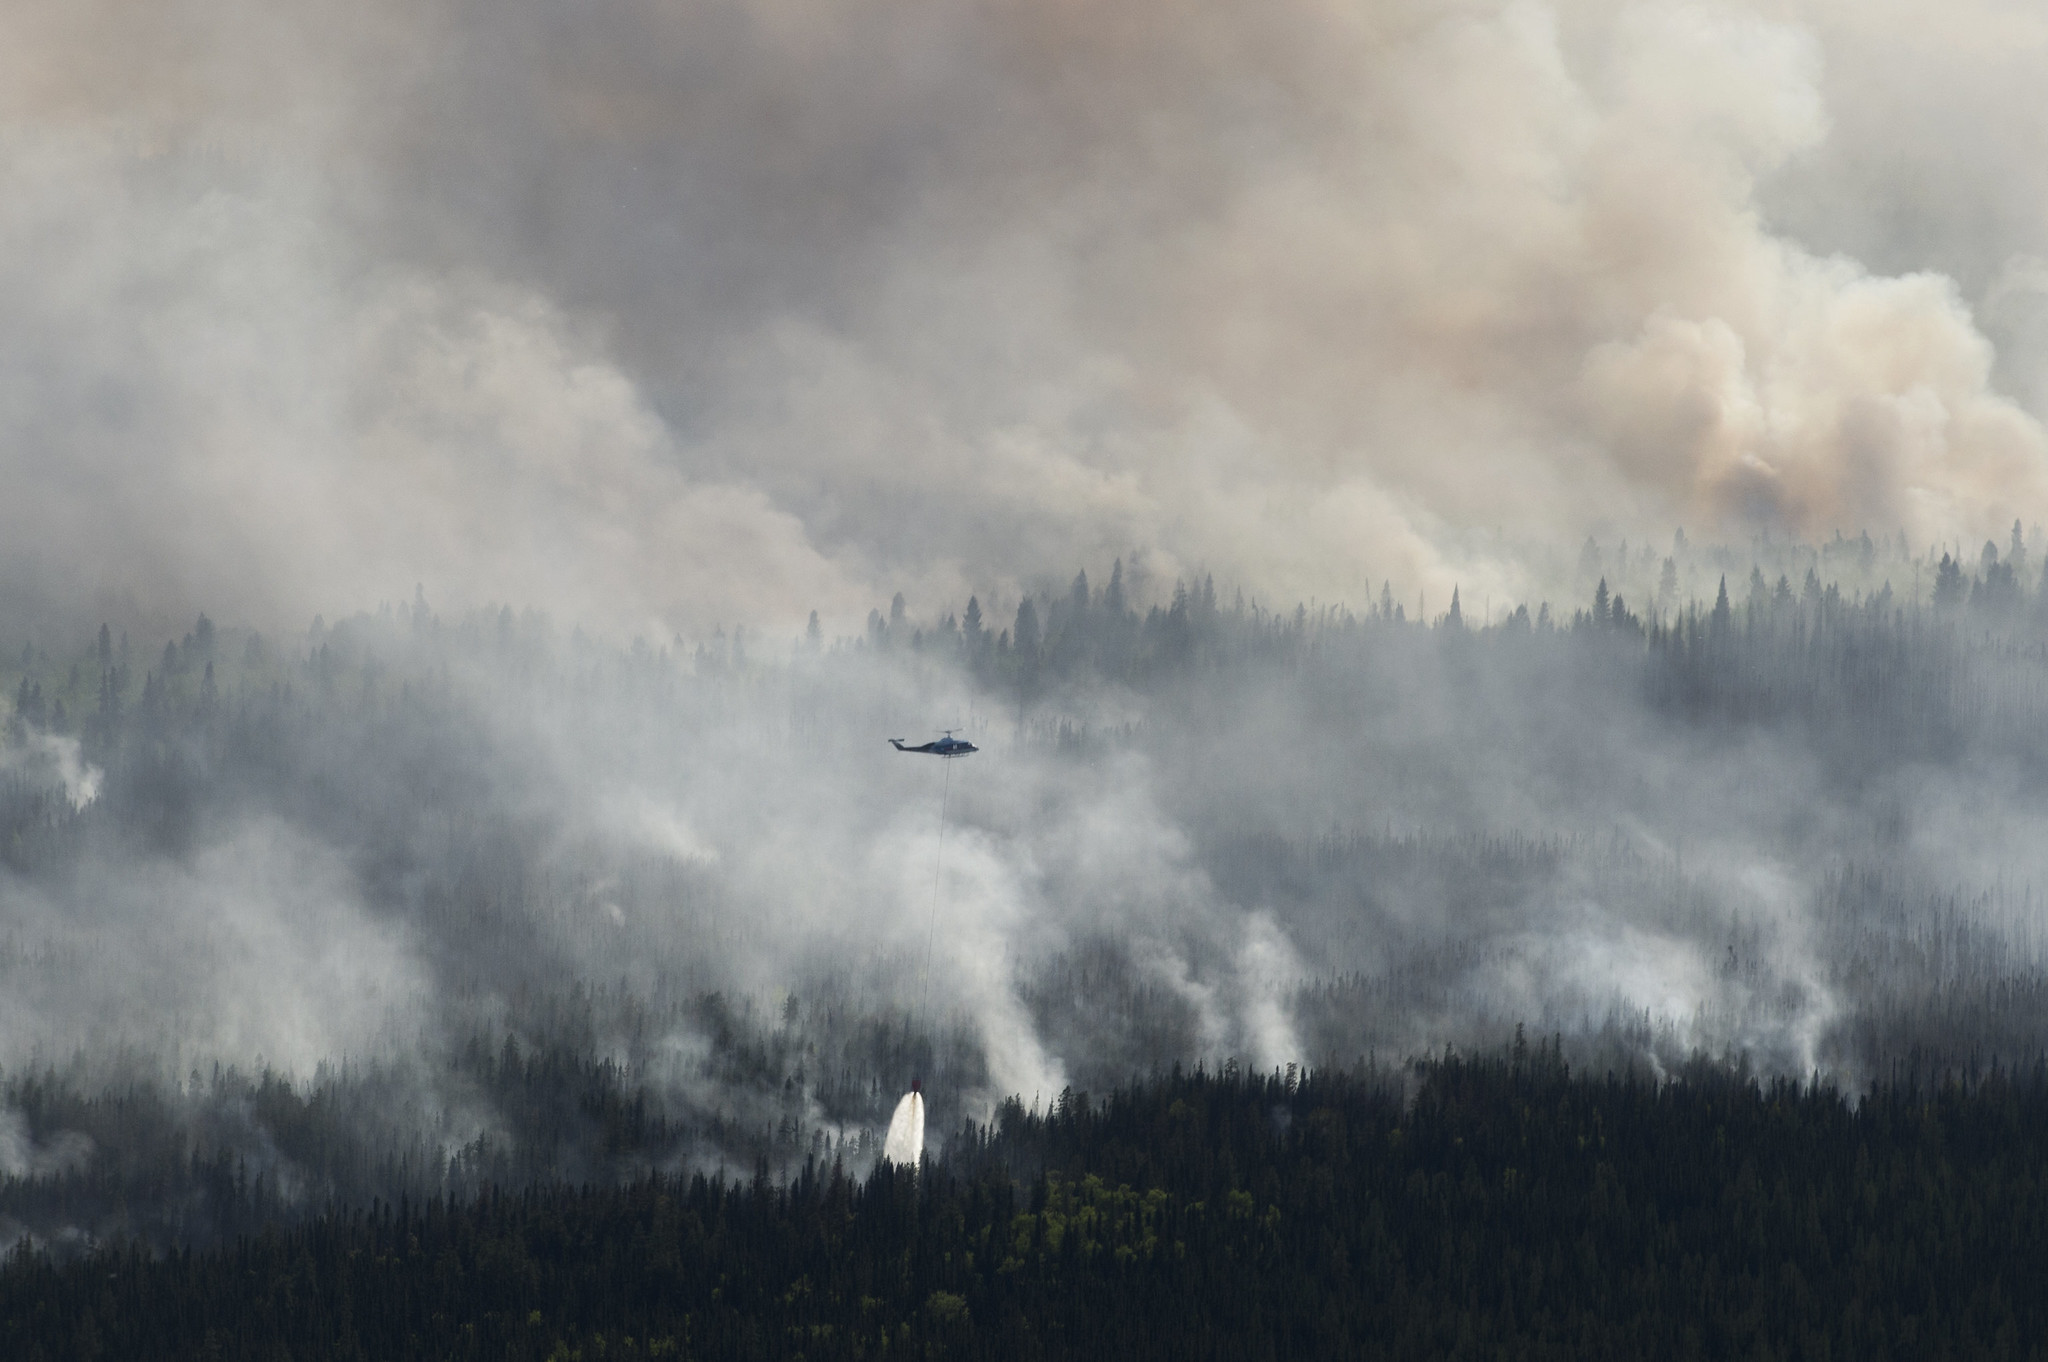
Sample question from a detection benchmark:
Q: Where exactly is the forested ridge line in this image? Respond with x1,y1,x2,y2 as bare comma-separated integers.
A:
10,1049,2048,1360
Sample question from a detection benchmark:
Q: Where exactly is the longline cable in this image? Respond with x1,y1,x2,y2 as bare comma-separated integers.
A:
919,757,953,1026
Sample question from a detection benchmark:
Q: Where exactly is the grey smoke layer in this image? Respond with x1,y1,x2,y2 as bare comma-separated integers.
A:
4,542,2048,1230
3,0,2047,636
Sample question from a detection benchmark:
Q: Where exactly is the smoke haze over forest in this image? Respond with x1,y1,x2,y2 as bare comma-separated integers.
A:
7,0,2048,1257
9,542,2048,1246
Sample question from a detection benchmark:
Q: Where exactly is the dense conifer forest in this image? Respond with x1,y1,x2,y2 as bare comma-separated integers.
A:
11,1053,2048,1359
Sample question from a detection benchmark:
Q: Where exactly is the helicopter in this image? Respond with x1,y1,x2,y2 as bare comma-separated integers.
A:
889,730,979,758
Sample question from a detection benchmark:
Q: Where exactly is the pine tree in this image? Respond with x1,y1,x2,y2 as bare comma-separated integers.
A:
1578,537,1602,584
962,597,985,669
1013,599,1040,659
1934,553,1966,609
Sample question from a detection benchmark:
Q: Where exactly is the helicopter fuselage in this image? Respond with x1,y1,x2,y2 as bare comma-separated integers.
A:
890,734,978,757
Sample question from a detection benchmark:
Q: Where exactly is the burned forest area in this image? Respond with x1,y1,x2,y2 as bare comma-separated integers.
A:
7,537,2048,1357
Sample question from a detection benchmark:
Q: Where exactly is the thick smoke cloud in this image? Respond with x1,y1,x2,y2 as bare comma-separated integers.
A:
8,0,2048,1242
0,0,2043,637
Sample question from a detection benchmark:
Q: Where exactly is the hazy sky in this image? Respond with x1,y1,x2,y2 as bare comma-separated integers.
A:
2,0,2045,636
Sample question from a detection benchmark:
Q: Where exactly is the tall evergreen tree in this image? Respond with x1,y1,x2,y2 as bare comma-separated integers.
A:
1013,599,1040,660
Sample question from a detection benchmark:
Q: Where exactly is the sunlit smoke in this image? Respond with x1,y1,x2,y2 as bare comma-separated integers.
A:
2,1,2047,635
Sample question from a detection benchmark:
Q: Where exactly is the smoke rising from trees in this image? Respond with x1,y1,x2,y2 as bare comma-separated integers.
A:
5,535,2048,1248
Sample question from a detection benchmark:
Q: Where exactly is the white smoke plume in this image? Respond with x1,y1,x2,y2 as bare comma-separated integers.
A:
0,1109,91,1181
1,731,101,809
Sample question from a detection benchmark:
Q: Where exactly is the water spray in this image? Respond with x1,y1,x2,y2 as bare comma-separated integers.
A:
883,1077,926,1168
